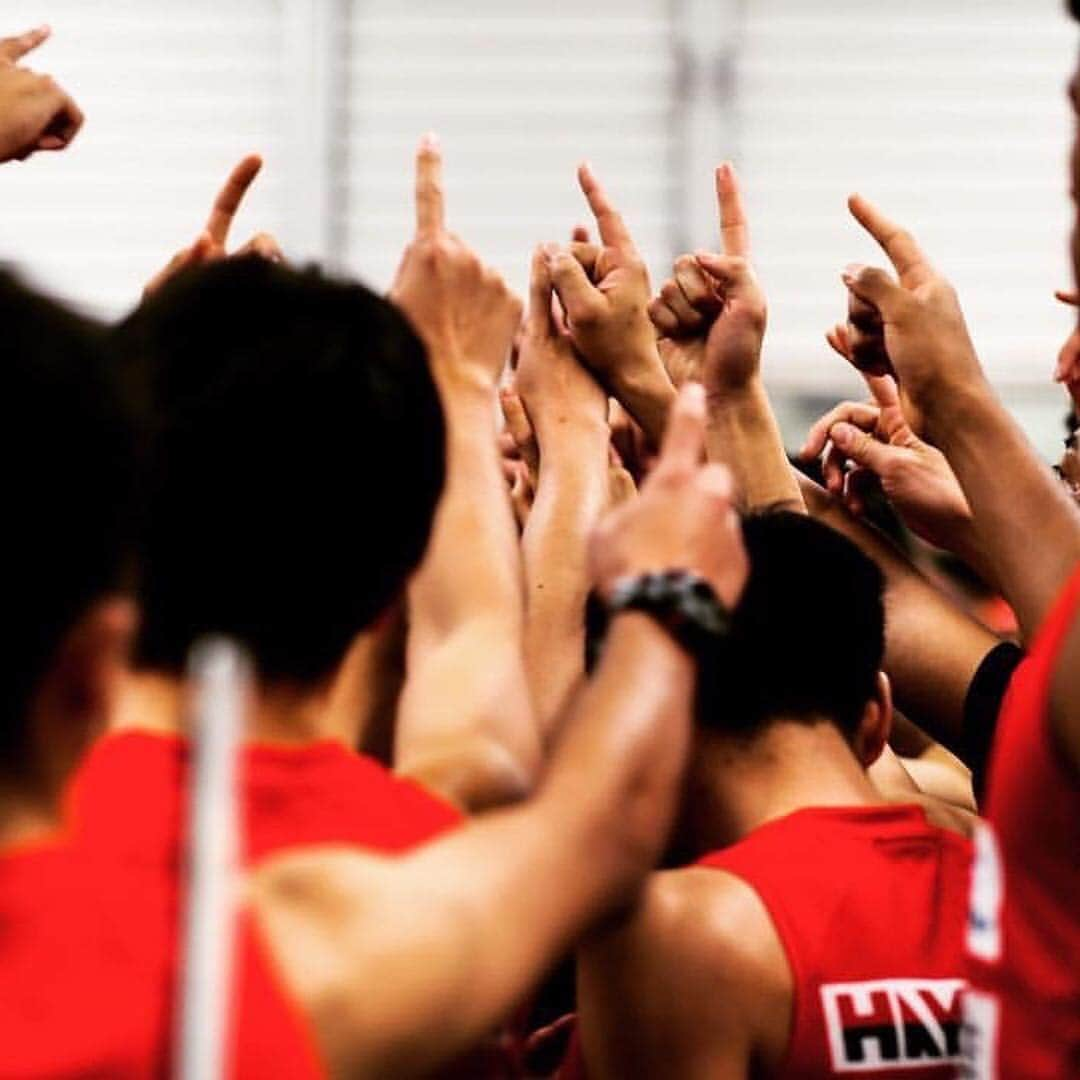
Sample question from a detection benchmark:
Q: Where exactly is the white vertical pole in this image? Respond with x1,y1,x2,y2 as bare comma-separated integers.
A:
280,0,349,269
177,637,250,1080
670,0,745,255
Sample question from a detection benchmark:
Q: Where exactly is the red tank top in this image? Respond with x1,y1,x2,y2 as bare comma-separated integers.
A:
0,841,158,1079
63,732,465,1078
67,731,462,866
962,562,1080,1079
699,804,972,1077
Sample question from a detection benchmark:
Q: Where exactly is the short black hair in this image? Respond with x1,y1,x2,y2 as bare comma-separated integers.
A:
119,257,444,683
699,512,885,741
1070,0,1079,19
1,271,134,772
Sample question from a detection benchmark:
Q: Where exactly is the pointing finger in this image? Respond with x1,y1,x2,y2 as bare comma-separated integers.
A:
656,382,707,474
205,154,263,246
578,161,635,252
0,25,50,63
414,132,444,239
847,194,934,290
715,162,750,257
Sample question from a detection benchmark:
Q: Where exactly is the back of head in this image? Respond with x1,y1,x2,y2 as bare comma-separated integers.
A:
120,257,444,684
699,512,885,742
1,271,133,776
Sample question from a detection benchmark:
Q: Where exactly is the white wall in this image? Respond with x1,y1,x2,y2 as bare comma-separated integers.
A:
0,0,1076,454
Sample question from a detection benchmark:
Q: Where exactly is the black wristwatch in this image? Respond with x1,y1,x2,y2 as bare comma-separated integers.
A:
586,570,733,665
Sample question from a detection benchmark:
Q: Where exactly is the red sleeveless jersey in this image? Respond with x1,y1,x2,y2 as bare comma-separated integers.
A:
68,730,462,865
962,563,1080,1079
0,841,157,1079
61,732,465,1078
699,804,971,1077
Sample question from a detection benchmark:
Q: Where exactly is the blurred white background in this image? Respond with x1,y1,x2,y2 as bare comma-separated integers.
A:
0,0,1076,453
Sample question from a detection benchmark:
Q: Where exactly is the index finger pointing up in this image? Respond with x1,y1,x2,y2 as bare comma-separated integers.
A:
205,154,263,246
848,194,934,290
415,132,445,239
715,162,750,257
657,382,707,473
577,162,635,252
0,25,50,64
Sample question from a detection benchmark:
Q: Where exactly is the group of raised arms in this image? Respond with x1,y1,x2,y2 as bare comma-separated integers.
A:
1,16,1079,1080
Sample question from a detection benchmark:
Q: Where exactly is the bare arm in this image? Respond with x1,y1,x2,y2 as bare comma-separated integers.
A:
252,612,693,1079
516,247,612,739
391,137,540,811
250,386,749,1079
575,868,789,1080
649,164,802,514
843,195,1080,770
799,473,1002,755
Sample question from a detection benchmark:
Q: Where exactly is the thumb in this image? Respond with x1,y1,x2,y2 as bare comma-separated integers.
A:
830,421,894,476
842,263,905,320
546,249,601,325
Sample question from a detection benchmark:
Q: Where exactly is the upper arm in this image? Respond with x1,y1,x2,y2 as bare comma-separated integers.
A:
394,619,541,811
575,869,790,1080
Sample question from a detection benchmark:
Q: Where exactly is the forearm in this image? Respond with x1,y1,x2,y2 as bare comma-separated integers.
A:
400,375,540,805
408,378,523,643
523,420,611,740
925,382,1080,640
254,614,694,1078
706,380,804,513
801,474,1000,751
618,360,677,448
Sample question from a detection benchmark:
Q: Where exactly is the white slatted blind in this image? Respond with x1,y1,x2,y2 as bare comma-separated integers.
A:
735,0,1077,394
338,0,677,296
0,0,288,318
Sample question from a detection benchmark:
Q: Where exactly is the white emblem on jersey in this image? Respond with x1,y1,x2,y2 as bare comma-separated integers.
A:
820,978,965,1072
966,821,1003,962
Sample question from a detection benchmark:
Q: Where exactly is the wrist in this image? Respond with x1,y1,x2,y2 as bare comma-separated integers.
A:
916,377,997,450
617,362,677,445
704,374,765,411
533,410,609,454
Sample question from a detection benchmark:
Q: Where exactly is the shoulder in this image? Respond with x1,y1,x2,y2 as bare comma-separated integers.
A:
576,867,791,1078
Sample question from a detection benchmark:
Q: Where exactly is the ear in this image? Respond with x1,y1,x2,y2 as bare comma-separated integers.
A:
29,596,137,794
853,670,893,768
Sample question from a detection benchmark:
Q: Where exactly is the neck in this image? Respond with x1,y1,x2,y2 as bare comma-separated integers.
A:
677,718,884,858
0,778,61,853
114,630,386,748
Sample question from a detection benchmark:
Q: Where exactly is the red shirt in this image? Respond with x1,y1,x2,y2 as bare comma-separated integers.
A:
64,732,465,1078
0,841,157,1079
68,731,462,866
962,563,1080,1079
700,805,972,1077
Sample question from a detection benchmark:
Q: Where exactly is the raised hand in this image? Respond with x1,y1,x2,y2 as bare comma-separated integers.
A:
590,383,748,610
515,245,608,447
842,195,986,420
0,26,84,162
649,162,767,400
144,155,283,296
545,163,675,444
392,134,522,389
1054,289,1080,410
799,371,972,548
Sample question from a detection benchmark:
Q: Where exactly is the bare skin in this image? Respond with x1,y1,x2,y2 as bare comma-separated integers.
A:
0,26,83,163
390,136,539,811
250,386,750,1079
